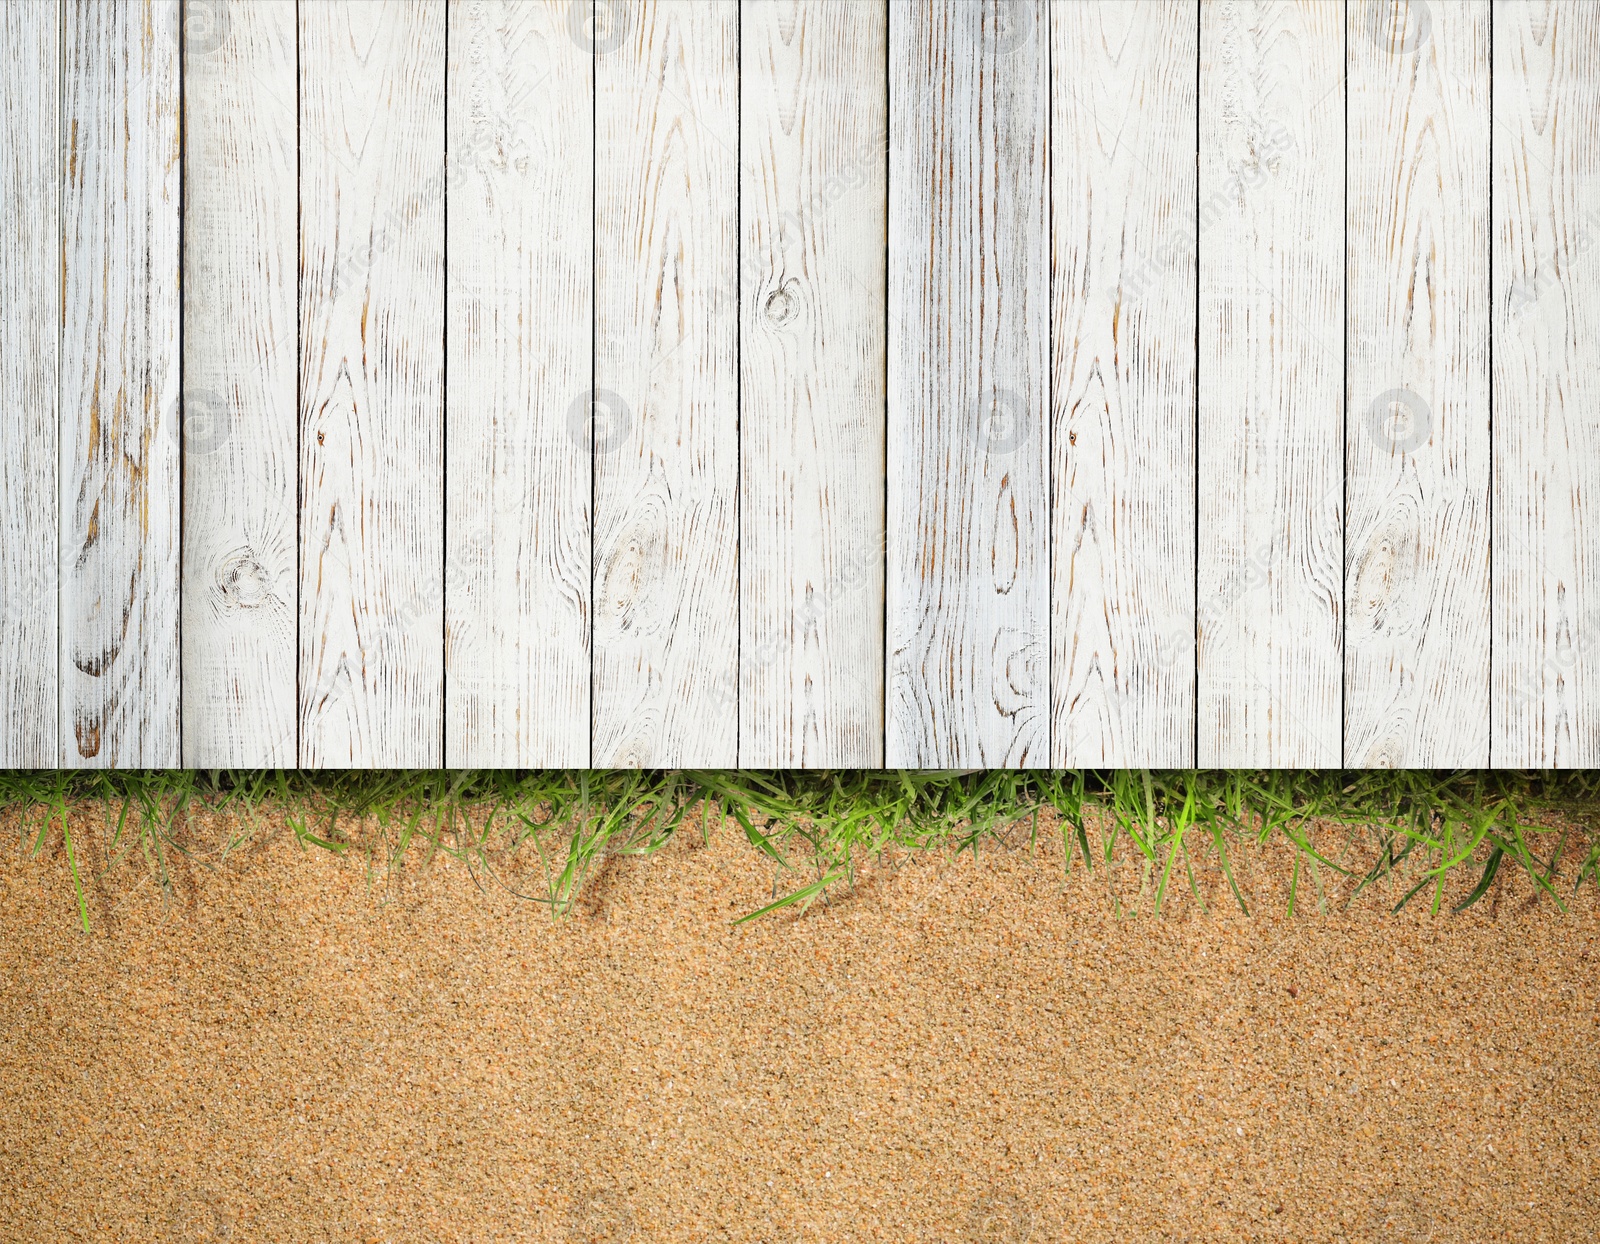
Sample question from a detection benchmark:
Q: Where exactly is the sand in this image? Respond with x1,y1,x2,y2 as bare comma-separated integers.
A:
1,805,1597,1243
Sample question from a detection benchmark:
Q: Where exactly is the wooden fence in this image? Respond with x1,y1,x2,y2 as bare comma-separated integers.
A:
0,0,1592,769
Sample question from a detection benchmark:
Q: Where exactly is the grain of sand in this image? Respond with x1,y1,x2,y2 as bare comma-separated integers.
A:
2,806,1597,1243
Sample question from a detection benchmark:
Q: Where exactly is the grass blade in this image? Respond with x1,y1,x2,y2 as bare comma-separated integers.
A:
733,867,844,925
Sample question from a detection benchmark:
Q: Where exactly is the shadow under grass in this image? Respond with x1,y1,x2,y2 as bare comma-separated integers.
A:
4,769,1599,930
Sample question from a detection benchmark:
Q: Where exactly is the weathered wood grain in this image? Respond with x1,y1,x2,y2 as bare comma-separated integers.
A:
25,0,1599,772
1197,0,1344,767
739,0,887,768
0,2,59,767
1493,0,1600,766
593,0,739,767
1050,0,1197,767
887,0,1049,768
1346,0,1489,767
299,0,445,767
60,0,182,767
446,0,592,767
181,0,299,767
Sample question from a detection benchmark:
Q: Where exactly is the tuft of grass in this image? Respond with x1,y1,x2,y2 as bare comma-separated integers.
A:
3,769,1598,927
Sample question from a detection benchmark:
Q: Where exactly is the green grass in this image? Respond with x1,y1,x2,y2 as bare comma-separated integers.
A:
4,769,1599,929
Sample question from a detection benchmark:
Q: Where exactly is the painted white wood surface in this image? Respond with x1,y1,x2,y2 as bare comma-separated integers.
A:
739,0,887,768
298,0,446,767
1493,0,1600,767
181,0,299,767
0,2,59,768
887,0,1050,768
60,0,182,767
24,0,1600,771
1197,0,1344,767
593,0,739,767
446,0,592,767
1050,0,1197,767
1346,0,1490,767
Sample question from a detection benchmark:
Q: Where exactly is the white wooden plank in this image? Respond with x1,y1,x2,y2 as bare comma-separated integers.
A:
1050,0,1197,767
445,0,592,767
181,0,298,767
60,0,181,767
299,0,445,767
739,0,887,768
593,0,739,767
1493,0,1600,766
0,2,59,768
887,0,1049,768
1197,0,1344,767
1346,0,1489,767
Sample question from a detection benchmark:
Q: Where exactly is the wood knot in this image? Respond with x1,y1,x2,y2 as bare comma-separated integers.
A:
74,715,102,759
762,282,800,327
217,554,271,609
597,508,666,636
1351,508,1420,637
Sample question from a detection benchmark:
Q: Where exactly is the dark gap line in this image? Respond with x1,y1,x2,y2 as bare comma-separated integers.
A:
295,0,303,769
881,4,891,769
734,1,742,768
440,10,449,767
1193,0,1201,769
1340,11,1349,768
180,0,189,764
177,2,186,765
1044,0,1053,770
588,26,597,770
1487,2,1494,768
56,0,65,766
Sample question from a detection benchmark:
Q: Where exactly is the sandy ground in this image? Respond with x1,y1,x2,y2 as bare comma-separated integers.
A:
1,805,1598,1243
